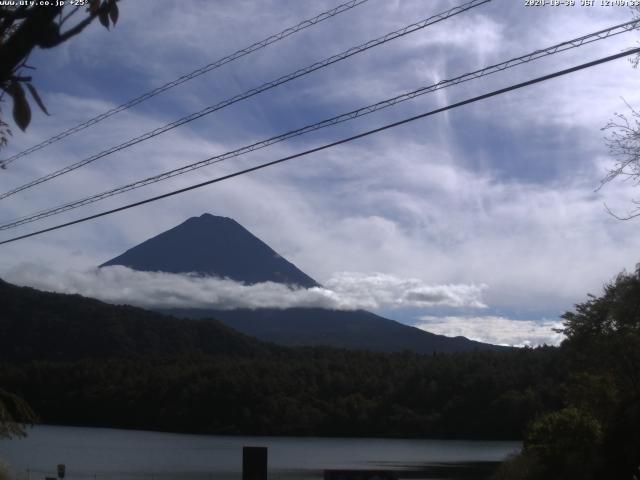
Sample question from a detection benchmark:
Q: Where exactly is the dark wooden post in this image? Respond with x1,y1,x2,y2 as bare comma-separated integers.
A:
242,446,267,480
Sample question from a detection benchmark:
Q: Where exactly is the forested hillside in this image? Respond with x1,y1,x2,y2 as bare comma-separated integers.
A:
0,278,562,440
0,279,274,361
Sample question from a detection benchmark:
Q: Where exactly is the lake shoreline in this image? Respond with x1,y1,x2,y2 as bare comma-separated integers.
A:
1,425,521,480
23,422,524,443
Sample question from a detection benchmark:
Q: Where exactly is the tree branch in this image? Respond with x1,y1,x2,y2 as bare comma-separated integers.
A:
0,6,62,81
42,2,114,47
56,13,98,45
603,202,640,221
59,5,81,27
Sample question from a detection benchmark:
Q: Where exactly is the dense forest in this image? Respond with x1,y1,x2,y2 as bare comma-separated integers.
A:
0,348,564,439
1,268,639,479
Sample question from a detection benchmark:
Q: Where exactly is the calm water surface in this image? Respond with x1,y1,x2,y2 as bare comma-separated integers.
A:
0,425,520,479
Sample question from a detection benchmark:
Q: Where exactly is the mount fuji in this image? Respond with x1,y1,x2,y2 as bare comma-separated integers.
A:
101,214,504,353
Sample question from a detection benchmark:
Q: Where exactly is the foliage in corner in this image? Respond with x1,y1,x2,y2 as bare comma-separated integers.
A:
0,458,13,480
599,6,640,219
0,0,120,143
0,388,37,439
601,104,640,220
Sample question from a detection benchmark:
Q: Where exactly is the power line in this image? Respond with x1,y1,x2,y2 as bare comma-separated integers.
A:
0,0,371,168
1,46,638,247
2,18,638,231
0,0,490,201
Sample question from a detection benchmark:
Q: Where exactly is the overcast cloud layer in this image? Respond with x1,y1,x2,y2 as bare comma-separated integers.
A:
1,1,639,345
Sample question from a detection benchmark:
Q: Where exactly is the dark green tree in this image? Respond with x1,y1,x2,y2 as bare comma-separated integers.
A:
558,266,640,478
524,407,603,480
495,267,640,479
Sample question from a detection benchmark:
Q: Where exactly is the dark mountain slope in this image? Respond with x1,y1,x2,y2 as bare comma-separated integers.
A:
0,279,273,362
163,308,506,353
101,213,319,288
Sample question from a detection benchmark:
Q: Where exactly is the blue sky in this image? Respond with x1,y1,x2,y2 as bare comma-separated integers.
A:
1,0,640,346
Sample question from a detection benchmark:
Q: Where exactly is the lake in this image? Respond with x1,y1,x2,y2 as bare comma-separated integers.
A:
0,426,520,480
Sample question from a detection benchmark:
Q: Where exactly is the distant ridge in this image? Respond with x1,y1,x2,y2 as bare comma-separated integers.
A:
164,307,505,354
101,213,319,288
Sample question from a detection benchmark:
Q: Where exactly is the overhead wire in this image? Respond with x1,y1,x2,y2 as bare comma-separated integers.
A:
0,0,371,168
2,18,639,231
0,0,491,200
1,46,639,246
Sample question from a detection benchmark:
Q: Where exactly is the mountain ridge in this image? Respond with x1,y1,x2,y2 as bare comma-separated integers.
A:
163,307,504,353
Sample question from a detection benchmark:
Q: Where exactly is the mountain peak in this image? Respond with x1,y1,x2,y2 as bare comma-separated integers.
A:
101,214,320,288
196,213,232,221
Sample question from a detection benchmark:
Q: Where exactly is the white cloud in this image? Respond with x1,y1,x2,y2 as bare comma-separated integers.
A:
325,272,487,309
2,264,487,312
416,315,565,347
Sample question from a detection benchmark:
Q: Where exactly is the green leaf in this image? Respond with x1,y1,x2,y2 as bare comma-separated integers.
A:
26,83,49,116
108,0,119,26
6,82,31,131
98,9,110,29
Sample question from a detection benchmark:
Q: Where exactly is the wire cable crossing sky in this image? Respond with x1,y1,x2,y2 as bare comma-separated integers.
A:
0,0,372,168
0,0,491,201
2,18,637,232
2,46,638,246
